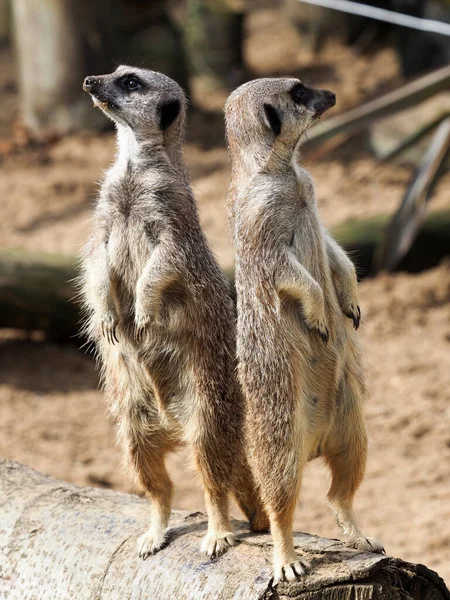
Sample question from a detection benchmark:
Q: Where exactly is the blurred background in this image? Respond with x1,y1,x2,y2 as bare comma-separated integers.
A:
0,0,449,583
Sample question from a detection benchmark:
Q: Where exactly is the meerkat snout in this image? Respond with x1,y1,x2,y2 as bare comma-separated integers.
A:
290,82,336,117
82,66,185,136
82,77,94,91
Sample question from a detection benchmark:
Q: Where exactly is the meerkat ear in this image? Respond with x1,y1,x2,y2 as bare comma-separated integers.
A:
263,104,282,136
159,99,181,131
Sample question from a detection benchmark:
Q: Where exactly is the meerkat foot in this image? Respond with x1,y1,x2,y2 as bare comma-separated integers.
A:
100,312,118,344
274,559,311,584
348,535,385,554
343,303,361,330
138,529,168,560
201,531,238,559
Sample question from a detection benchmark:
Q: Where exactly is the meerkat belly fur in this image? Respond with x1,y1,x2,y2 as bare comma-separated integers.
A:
80,66,268,559
225,78,383,583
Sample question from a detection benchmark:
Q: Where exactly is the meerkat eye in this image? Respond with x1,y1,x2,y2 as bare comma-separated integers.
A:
121,76,141,91
291,83,314,106
263,104,282,136
159,99,181,131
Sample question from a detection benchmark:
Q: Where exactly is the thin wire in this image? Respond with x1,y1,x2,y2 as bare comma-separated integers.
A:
297,0,450,37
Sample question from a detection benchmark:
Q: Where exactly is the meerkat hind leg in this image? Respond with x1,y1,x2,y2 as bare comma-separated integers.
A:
192,437,237,557
193,438,237,558
136,450,174,559
252,428,310,583
324,375,384,554
123,422,174,558
269,497,311,584
200,486,238,558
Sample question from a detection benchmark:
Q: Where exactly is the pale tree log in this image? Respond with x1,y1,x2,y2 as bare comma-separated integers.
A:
0,460,449,600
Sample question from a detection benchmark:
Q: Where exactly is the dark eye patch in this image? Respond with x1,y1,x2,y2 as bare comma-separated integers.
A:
159,99,181,130
117,75,143,92
290,83,314,107
263,104,282,136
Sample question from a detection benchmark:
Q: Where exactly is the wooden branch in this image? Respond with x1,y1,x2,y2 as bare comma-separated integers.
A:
376,117,450,272
1,460,448,599
378,113,450,162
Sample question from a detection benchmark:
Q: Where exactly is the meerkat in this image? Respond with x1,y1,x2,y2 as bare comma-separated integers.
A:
80,66,268,559
225,78,384,583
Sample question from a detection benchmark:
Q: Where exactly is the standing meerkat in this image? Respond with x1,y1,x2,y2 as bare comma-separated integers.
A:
225,78,384,583
80,66,268,559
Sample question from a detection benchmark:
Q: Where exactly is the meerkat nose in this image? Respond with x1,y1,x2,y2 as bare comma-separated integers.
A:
83,77,95,92
326,91,336,106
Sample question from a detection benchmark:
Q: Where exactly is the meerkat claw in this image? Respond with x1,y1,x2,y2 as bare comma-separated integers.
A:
138,530,168,559
101,315,118,344
320,326,330,343
274,559,311,584
306,319,329,343
348,536,385,554
343,303,361,330
201,532,238,559
344,305,361,330
310,324,329,343
134,316,151,340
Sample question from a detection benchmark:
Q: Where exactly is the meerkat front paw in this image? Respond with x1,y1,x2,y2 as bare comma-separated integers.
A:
138,529,168,559
348,536,385,554
134,313,153,340
201,531,238,559
306,315,329,343
100,312,118,344
274,559,311,584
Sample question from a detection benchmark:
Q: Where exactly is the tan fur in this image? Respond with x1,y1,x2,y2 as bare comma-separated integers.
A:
80,67,267,560
225,78,383,583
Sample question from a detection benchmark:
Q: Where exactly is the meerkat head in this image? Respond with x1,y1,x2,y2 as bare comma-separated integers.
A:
225,78,335,170
82,66,186,144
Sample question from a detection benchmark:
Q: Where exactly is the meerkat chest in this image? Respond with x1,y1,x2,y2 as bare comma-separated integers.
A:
106,218,150,276
289,169,327,278
105,207,162,286
291,209,327,284
102,169,166,278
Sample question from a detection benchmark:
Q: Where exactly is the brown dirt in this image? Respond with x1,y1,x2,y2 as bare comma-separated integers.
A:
1,4,449,586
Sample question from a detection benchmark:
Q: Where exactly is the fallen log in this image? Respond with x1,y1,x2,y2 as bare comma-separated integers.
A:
1,211,450,339
0,249,78,341
1,460,448,600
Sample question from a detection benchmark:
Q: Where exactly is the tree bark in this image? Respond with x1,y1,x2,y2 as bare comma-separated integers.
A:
0,460,448,600
11,0,120,138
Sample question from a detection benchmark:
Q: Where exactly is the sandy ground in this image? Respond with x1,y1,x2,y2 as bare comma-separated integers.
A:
1,4,449,586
